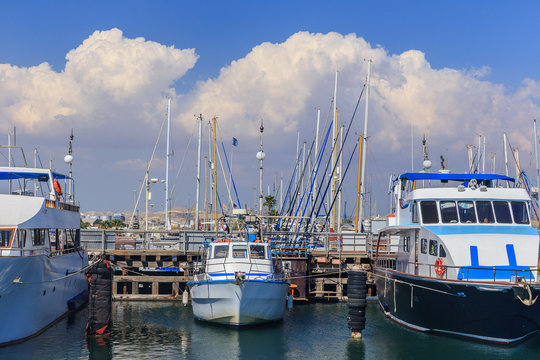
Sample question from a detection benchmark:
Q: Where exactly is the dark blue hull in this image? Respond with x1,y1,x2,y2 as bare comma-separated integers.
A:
374,268,540,344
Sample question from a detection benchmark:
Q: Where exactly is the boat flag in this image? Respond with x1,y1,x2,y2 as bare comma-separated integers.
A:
232,137,238,147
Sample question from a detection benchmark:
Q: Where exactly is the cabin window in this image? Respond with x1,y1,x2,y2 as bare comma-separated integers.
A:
511,201,529,224
32,229,47,246
232,245,248,258
458,201,477,223
412,201,419,223
440,201,458,223
429,240,438,256
493,201,512,223
439,245,446,258
213,245,229,258
476,201,495,223
420,201,439,224
403,236,410,252
0,230,13,247
249,245,266,259
420,238,427,254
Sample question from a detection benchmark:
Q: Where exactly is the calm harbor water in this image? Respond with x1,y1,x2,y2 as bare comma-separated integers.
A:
1,301,540,360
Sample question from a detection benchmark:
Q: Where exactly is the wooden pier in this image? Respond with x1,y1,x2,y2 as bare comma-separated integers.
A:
83,229,382,302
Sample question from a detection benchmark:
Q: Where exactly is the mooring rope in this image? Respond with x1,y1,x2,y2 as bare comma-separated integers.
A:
371,272,458,297
13,263,93,285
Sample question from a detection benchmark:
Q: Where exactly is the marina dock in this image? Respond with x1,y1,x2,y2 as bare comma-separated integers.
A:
81,229,382,302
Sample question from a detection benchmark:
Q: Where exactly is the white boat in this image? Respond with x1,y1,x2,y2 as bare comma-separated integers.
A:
374,172,540,344
188,240,289,325
0,166,88,346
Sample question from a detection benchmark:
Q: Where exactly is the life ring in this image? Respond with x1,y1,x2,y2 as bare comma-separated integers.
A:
434,257,445,276
399,198,409,209
53,180,63,196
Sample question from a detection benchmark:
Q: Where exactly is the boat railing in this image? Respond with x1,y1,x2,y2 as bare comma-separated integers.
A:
1,246,83,257
203,260,275,281
398,261,539,284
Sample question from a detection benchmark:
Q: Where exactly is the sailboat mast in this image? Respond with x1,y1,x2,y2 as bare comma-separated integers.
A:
337,125,344,231
504,133,509,178
195,114,203,231
331,71,338,230
165,98,171,230
534,119,539,189
358,60,372,229
257,121,265,216
313,109,321,210
212,117,218,231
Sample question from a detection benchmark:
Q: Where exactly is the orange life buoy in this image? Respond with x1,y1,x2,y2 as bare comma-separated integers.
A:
53,180,63,196
434,257,445,276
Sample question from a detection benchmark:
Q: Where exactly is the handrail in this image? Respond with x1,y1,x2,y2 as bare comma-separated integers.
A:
378,259,539,283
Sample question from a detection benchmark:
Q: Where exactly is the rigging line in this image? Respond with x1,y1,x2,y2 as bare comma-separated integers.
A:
275,159,299,231
169,121,197,199
221,141,242,208
128,107,168,228
322,141,359,229
287,140,316,232
306,83,366,232
506,134,540,222
215,139,234,209
296,117,333,233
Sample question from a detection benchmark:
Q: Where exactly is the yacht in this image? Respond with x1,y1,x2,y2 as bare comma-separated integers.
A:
373,172,540,344
0,165,88,346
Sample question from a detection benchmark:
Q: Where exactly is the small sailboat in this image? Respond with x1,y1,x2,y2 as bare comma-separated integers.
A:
188,238,289,325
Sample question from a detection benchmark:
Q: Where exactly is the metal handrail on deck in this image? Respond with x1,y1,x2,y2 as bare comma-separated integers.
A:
377,260,539,284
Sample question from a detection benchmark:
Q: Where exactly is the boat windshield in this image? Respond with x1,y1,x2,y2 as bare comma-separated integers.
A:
458,201,477,223
249,244,266,259
232,245,247,258
511,201,530,224
476,201,495,223
440,201,458,223
421,201,439,224
493,201,512,223
213,245,229,258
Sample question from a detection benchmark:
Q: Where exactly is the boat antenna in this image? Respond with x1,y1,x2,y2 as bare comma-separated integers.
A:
64,129,74,202
422,134,431,171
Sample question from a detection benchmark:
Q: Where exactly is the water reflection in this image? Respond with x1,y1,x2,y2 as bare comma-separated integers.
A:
1,301,540,359
87,336,112,360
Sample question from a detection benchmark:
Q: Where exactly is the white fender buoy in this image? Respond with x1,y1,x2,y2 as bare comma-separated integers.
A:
182,289,189,306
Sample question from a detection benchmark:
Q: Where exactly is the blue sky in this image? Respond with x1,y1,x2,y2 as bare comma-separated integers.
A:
0,1,539,218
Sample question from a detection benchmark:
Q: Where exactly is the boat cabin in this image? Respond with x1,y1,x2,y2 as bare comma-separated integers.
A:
197,241,277,282
380,172,539,282
0,167,81,257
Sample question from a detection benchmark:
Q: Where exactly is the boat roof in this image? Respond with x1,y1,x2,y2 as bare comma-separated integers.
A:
0,167,68,180
400,172,515,183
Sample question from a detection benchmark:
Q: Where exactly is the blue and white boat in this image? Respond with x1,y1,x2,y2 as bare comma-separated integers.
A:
374,172,540,344
188,240,289,325
0,166,88,346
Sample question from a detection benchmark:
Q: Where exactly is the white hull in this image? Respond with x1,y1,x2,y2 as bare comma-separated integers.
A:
189,280,289,325
0,252,88,345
